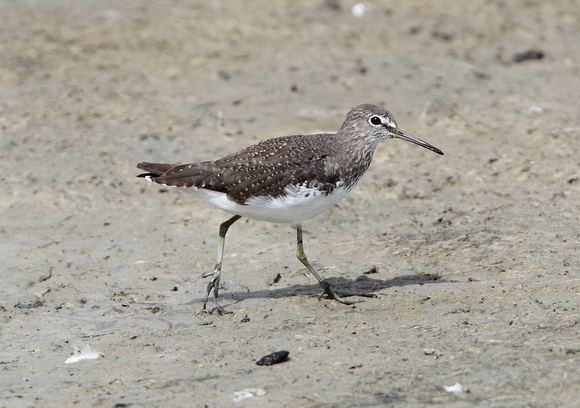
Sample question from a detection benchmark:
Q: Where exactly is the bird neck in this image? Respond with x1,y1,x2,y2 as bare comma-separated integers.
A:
333,135,377,188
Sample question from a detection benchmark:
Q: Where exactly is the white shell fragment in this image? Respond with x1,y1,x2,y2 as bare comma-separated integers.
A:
444,382,464,393
232,388,266,402
352,2,375,17
65,344,103,364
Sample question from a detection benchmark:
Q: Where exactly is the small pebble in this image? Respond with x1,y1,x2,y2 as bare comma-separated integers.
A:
513,49,545,63
256,350,289,366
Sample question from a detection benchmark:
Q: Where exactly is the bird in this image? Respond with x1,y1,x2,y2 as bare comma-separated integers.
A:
137,103,443,314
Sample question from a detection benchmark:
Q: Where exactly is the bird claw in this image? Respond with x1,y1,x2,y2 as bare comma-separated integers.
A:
202,272,232,315
203,304,233,315
318,280,376,304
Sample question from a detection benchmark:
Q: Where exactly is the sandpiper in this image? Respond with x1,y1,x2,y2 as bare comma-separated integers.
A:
137,104,443,314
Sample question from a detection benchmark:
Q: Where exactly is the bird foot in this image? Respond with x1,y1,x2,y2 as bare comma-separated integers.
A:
202,272,232,315
318,280,377,305
203,304,233,315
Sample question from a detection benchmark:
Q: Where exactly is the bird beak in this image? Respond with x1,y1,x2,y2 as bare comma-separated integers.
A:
394,129,444,155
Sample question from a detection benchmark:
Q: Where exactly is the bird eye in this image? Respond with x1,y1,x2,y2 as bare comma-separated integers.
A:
370,116,382,126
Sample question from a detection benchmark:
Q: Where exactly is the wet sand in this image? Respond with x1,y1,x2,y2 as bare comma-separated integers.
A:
1,1,578,406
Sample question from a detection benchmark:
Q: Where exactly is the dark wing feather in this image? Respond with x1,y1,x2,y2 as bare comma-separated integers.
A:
137,133,341,204
137,162,176,177
138,161,224,189
217,134,341,203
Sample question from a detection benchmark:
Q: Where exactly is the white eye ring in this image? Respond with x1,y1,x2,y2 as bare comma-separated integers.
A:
369,116,382,126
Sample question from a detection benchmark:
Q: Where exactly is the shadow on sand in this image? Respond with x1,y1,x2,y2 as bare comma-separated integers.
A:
187,273,446,312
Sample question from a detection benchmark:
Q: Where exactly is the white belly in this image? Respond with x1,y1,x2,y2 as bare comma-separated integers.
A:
179,183,351,224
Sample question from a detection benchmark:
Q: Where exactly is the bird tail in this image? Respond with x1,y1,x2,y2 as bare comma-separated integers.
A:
136,162,175,178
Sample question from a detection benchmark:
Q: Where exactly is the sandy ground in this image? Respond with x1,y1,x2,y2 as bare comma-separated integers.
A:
1,0,579,407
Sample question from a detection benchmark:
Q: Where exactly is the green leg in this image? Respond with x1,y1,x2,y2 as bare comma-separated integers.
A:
202,215,241,314
295,223,358,305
